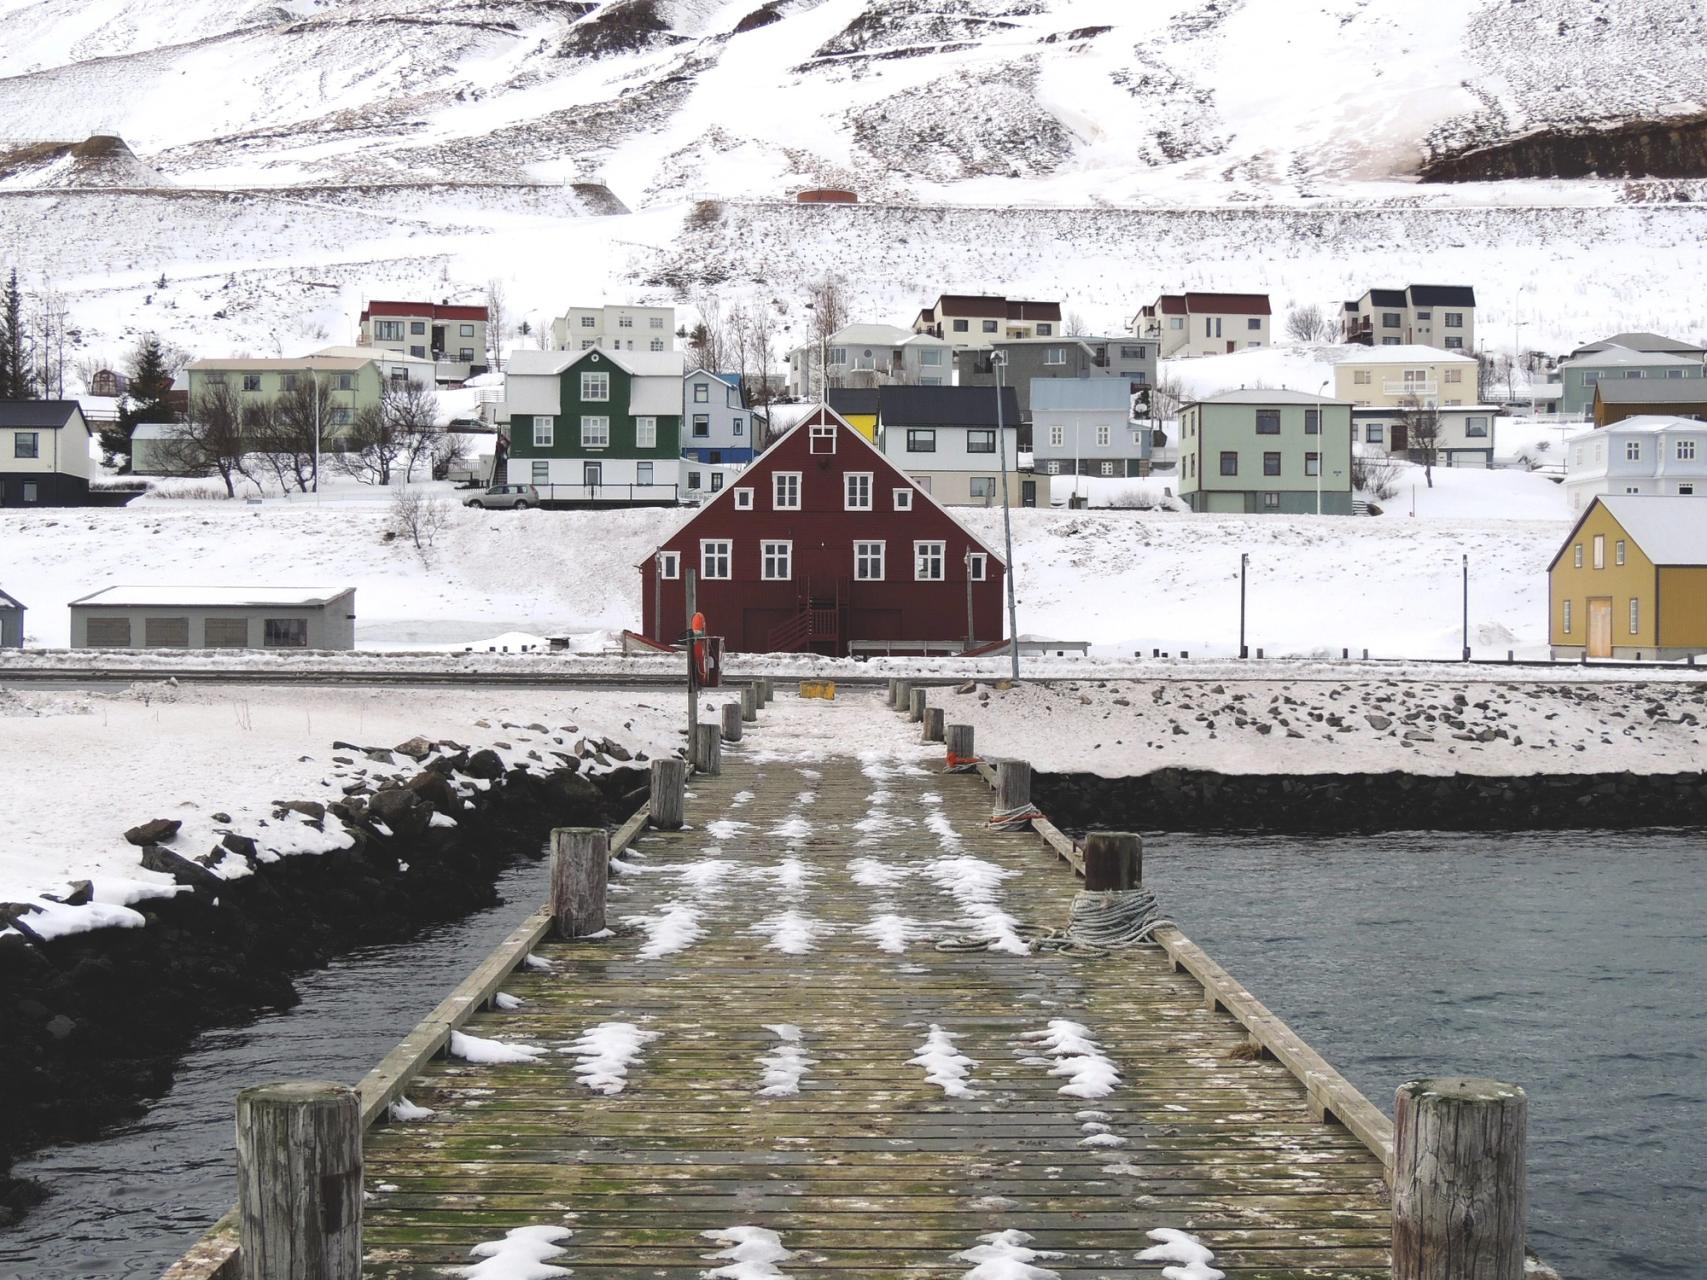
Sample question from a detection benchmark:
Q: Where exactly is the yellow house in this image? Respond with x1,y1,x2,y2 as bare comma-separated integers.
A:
1549,495,1707,660
826,387,879,443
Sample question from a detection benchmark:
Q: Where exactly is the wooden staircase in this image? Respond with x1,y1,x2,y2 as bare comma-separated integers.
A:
766,578,848,654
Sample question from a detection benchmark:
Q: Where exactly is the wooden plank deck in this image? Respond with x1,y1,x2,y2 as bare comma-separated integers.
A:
359,705,1391,1278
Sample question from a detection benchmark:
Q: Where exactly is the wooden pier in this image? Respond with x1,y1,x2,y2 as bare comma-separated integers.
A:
169,685,1539,1279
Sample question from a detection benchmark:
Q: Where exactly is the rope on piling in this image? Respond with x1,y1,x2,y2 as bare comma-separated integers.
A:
988,803,1042,832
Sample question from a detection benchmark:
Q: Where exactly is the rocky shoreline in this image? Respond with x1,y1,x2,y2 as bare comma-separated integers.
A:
1039,767,1707,834
0,728,651,1227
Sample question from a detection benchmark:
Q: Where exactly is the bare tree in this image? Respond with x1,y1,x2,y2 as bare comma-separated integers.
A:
161,382,254,497
689,293,727,372
486,278,507,372
390,485,451,565
430,430,472,480
1064,310,1089,337
1397,395,1442,487
1149,370,1187,422
244,398,297,495
747,306,777,405
273,375,334,492
391,378,443,481
1285,303,1331,343
727,302,754,391
1351,452,1400,502
339,403,404,486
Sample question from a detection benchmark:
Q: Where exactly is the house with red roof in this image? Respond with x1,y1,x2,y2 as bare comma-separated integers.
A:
1133,292,1272,358
358,300,490,383
637,406,1006,656
912,294,1063,349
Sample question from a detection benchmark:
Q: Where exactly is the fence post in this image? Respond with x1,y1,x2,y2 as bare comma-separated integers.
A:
1392,1078,1527,1280
550,827,608,939
907,687,927,722
693,722,722,776
719,701,743,742
741,684,758,723
995,760,1031,813
1083,832,1142,891
945,723,975,764
649,757,686,831
236,1081,362,1280
922,706,945,743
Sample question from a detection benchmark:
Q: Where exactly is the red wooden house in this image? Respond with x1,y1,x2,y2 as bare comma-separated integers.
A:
638,407,1007,656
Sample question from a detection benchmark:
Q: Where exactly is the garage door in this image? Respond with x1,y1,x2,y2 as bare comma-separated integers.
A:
205,617,250,648
86,617,131,647
144,616,190,647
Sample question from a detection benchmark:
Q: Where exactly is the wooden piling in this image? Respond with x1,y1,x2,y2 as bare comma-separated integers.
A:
550,827,609,939
720,701,743,742
740,684,758,723
945,723,974,763
236,1081,362,1280
1083,832,1142,891
922,706,945,743
995,759,1032,813
1392,1077,1527,1280
649,757,687,831
907,687,927,722
693,722,722,776
893,679,913,710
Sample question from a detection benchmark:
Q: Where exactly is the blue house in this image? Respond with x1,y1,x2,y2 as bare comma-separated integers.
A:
682,369,753,464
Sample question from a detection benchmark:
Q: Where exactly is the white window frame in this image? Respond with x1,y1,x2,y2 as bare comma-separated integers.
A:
1678,439,1698,461
1630,597,1640,635
810,424,837,454
734,487,754,510
580,415,609,448
761,540,793,581
694,383,709,403
773,471,802,510
845,472,873,510
967,552,987,582
1593,534,1605,570
854,540,885,581
635,416,657,448
1048,425,1064,448
1562,599,1572,635
658,551,680,580
581,371,610,402
700,539,731,580
1095,424,1110,448
914,540,945,581
893,488,913,510
532,416,554,447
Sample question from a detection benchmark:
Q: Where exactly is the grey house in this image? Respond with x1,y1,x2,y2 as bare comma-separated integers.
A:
0,587,23,648
1030,379,1151,477
956,337,1157,423
69,586,357,650
1558,346,1704,417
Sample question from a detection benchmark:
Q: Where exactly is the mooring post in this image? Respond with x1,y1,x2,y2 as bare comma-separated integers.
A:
1392,1077,1527,1280
995,760,1032,813
550,827,609,939
922,706,945,743
1083,832,1142,890
693,722,722,776
945,723,974,764
649,757,687,831
907,687,927,722
886,678,900,707
741,683,758,723
236,1081,362,1280
893,679,913,711
719,701,743,743
761,677,774,704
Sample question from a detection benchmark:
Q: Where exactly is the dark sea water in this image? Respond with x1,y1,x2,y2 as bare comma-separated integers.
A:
3,832,1702,1277
0,857,553,1280
1146,828,1707,1279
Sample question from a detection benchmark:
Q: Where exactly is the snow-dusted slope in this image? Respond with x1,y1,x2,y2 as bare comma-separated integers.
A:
1,0,1703,201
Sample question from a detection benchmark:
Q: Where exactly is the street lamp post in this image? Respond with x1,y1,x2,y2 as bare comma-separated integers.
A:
1461,553,1470,662
993,354,1021,682
307,359,321,505
1316,379,1330,516
1239,553,1249,659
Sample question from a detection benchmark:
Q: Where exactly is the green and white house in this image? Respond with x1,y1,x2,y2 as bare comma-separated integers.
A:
502,347,685,504
1179,389,1354,515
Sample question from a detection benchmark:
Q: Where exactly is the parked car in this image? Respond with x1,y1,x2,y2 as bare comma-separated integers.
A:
464,484,540,510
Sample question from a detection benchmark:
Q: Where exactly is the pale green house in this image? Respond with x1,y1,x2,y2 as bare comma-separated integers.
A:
1179,389,1354,515
182,346,434,441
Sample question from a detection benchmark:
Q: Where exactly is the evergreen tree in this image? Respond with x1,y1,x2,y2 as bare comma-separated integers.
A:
0,268,29,401
107,333,177,467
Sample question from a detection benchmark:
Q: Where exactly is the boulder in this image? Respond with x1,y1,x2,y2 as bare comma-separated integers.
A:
465,748,505,780
366,787,430,841
394,736,436,761
274,799,326,822
124,818,181,847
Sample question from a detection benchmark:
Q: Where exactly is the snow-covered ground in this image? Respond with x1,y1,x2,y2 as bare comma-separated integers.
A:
0,683,685,922
0,466,1573,658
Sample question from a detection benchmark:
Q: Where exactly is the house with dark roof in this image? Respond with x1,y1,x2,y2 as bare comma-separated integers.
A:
1133,292,1271,358
1549,495,1707,660
875,385,1030,508
1569,332,1707,360
0,586,23,648
1341,285,1476,353
357,299,489,383
826,387,880,442
911,295,1063,348
636,406,1006,656
1592,377,1707,428
1557,346,1705,417
0,400,95,507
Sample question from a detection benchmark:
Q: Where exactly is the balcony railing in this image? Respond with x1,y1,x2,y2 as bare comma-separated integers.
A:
1384,381,1438,396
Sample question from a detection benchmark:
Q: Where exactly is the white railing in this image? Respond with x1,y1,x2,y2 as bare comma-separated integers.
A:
1384,380,1438,396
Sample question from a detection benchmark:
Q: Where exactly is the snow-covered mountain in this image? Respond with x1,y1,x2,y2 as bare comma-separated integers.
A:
2,0,1705,203
1,0,1706,370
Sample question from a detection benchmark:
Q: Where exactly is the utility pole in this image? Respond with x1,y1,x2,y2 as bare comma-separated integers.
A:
964,549,975,651
1239,553,1249,659
1461,554,1470,663
309,359,321,505
684,568,698,749
993,356,1020,682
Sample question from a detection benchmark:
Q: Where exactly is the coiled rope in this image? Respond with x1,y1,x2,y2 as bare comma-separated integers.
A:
943,751,983,774
934,888,1173,957
988,803,1043,832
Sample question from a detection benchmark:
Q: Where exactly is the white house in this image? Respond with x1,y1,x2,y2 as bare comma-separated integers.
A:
550,304,676,354
875,385,1029,507
1564,416,1707,511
